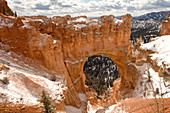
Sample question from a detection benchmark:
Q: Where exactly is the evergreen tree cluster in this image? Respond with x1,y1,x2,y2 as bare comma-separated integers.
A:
83,55,120,95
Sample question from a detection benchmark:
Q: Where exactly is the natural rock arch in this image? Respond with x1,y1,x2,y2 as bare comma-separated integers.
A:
0,14,139,109
79,50,127,90
72,49,135,107
62,47,136,108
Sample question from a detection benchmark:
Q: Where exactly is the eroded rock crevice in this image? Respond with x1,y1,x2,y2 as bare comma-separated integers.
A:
0,13,136,111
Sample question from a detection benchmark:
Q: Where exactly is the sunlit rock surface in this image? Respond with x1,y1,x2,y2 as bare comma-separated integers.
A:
160,14,170,36
0,13,135,111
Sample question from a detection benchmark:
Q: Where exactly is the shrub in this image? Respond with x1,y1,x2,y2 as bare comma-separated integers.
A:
41,90,55,113
1,77,9,85
3,6,6,15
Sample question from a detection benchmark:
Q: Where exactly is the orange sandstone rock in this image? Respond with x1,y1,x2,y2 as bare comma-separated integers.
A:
0,13,136,109
160,14,170,35
0,0,14,16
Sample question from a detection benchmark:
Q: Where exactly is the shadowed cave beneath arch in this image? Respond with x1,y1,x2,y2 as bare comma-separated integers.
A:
83,55,120,96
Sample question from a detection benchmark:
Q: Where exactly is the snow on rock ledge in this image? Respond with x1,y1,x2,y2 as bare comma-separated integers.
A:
141,35,170,68
130,35,170,100
0,63,67,106
0,15,14,28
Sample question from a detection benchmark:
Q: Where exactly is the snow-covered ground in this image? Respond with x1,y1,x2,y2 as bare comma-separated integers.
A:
105,102,128,113
141,35,170,69
0,63,67,105
133,35,170,99
133,65,170,98
0,47,67,106
0,16,14,28
87,35,170,113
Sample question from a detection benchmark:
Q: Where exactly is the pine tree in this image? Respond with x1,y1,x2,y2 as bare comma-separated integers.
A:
41,90,55,113
7,9,10,15
3,6,6,15
14,11,17,17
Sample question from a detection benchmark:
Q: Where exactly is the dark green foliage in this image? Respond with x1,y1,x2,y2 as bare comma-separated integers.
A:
6,9,10,15
3,6,5,15
84,55,120,96
0,77,9,85
41,90,55,113
156,88,159,95
14,11,17,17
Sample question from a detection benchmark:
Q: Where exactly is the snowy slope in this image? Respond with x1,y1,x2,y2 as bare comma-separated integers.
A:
0,48,67,106
0,15,14,28
0,63,67,105
100,35,170,113
141,35,170,68
132,35,170,98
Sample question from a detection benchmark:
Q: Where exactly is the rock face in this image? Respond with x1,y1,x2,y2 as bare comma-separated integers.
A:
0,0,14,16
0,13,137,109
160,14,170,36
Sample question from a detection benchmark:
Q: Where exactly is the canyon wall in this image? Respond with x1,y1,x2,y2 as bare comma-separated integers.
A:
160,14,170,36
0,0,14,16
0,13,139,109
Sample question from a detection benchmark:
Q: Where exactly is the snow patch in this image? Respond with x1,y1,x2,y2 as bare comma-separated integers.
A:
53,40,59,44
87,101,103,113
74,17,88,23
33,19,44,22
0,64,67,105
164,20,168,22
21,18,44,28
141,35,170,68
0,16,14,28
64,59,84,64
114,18,123,24
74,24,86,30
132,49,139,57
105,103,128,113
132,63,170,98
21,18,32,28
68,17,98,25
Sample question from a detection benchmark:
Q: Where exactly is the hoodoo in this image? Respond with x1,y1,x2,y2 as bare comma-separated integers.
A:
160,14,170,35
0,0,14,16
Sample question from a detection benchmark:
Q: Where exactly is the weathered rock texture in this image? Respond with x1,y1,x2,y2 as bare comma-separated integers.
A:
160,14,170,35
0,62,67,112
0,13,137,109
96,98,170,113
0,0,14,16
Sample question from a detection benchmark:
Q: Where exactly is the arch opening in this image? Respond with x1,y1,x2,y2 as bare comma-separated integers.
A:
83,55,120,96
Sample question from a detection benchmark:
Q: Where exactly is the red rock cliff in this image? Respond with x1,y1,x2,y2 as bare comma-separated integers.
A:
0,0,14,16
0,13,136,109
160,14,170,35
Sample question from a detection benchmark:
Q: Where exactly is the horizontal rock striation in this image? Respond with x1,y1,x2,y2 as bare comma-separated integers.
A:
0,13,137,109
